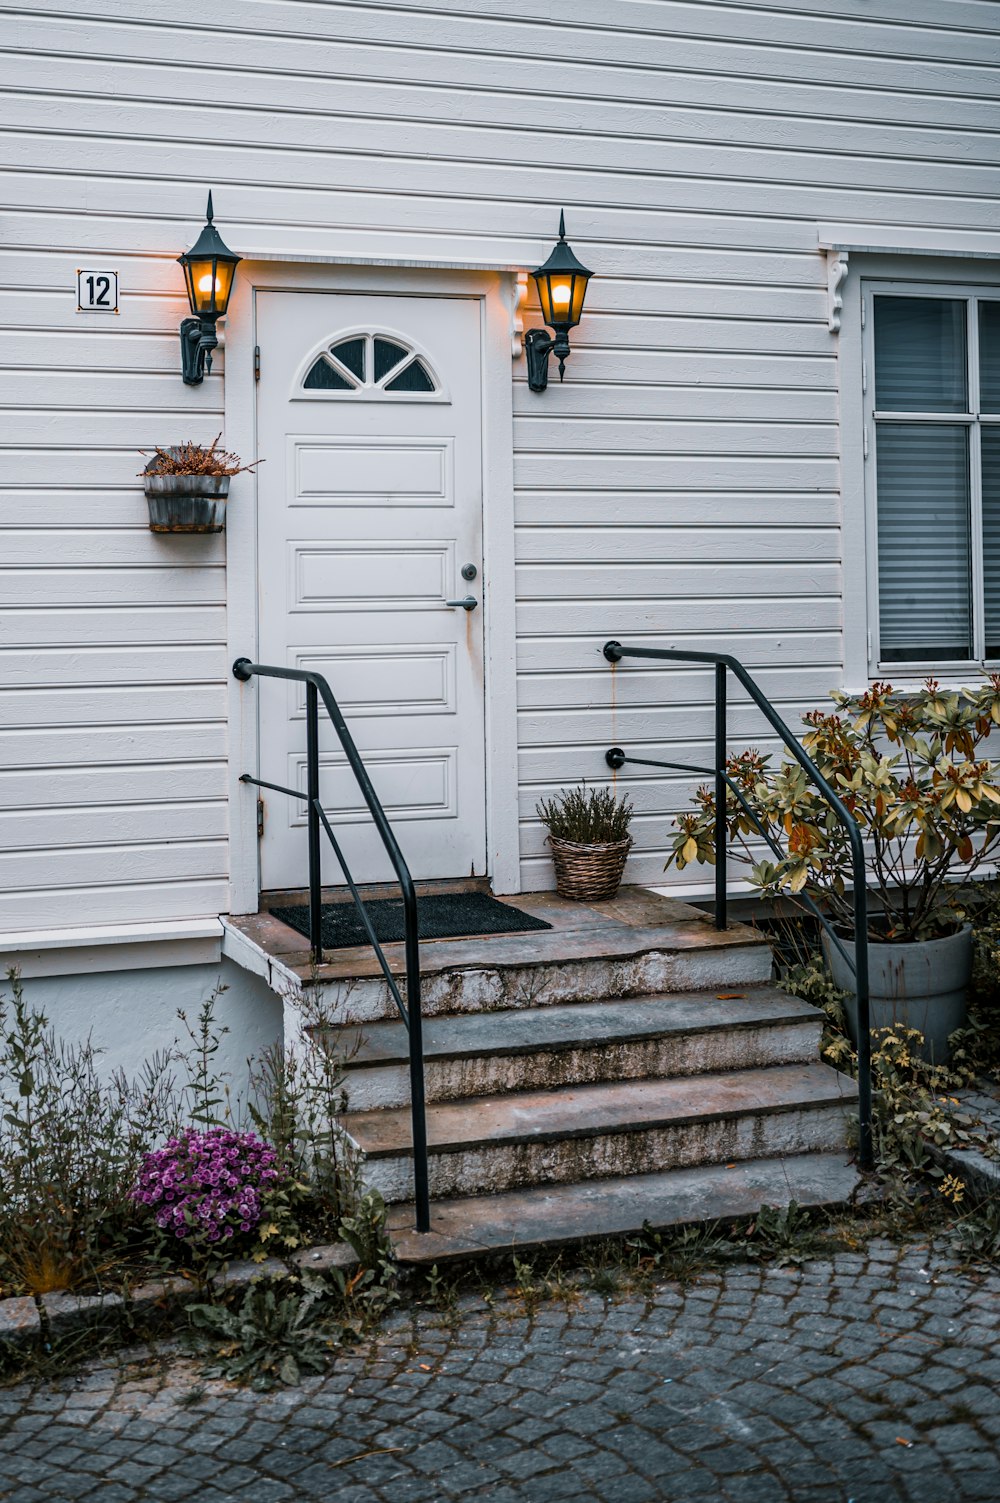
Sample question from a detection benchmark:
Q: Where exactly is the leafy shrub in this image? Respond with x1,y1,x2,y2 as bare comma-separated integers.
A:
185,1191,398,1390
667,677,1000,942
131,1128,284,1252
0,969,179,1295
778,952,993,1188
188,1278,331,1390
536,783,633,844
247,988,360,1239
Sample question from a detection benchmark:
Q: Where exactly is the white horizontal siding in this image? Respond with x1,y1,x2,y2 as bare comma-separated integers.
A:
0,0,998,917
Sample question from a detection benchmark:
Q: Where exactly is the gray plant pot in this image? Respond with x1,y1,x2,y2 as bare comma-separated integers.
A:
821,924,972,1064
143,465,230,533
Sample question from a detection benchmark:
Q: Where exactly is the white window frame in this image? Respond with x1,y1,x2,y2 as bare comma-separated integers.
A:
861,276,1000,677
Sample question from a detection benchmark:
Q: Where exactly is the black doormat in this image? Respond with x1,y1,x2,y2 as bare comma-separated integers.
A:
271,891,553,951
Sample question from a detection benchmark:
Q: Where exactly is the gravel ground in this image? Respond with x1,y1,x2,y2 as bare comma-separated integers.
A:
1,1237,999,1502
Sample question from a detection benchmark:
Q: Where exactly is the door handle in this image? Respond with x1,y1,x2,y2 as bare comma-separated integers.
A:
445,595,478,611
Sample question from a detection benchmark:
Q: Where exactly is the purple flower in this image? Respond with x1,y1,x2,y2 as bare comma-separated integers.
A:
130,1127,285,1250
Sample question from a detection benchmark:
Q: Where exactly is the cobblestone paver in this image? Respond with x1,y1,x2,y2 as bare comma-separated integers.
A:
1,1238,999,1501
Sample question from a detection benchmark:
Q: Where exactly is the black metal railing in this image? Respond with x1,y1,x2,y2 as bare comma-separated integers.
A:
602,640,873,1172
232,657,430,1232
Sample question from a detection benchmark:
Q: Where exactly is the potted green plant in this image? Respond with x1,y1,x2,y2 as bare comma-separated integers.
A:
537,784,633,902
139,435,260,534
666,677,1000,1061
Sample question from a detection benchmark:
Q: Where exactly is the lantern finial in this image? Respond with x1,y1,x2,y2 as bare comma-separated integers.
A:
558,209,566,240
206,190,215,223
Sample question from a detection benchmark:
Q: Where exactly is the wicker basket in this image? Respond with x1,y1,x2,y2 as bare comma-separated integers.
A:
547,834,632,903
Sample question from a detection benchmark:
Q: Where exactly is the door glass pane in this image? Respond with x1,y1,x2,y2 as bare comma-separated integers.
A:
331,338,366,382
979,301,1000,414
876,423,971,661
373,337,408,382
303,357,352,390
984,429,1000,656
874,297,967,412
385,358,436,393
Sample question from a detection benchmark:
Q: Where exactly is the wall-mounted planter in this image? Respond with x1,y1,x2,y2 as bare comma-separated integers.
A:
143,457,230,533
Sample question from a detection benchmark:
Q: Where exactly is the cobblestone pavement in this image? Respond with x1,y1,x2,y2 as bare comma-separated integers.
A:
1,1238,999,1502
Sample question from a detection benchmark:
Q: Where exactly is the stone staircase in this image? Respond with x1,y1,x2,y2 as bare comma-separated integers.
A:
223,886,859,1262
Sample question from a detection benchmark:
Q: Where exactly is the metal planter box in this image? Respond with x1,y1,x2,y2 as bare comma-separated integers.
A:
143,466,230,533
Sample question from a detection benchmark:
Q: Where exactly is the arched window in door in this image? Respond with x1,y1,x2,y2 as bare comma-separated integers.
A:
301,333,439,395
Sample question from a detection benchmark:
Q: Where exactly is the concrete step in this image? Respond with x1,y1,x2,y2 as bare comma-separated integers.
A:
223,886,772,1027
336,987,824,1111
387,1151,861,1263
343,1062,858,1203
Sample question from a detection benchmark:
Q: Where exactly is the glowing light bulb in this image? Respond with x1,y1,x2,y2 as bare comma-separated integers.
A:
552,284,572,309
198,273,222,295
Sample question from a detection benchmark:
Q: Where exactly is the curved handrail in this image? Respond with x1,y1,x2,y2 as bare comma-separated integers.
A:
233,657,430,1231
603,640,872,1172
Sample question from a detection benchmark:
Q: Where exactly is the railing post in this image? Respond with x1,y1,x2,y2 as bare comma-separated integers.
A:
305,681,323,966
402,900,431,1233
714,662,727,930
852,846,873,1171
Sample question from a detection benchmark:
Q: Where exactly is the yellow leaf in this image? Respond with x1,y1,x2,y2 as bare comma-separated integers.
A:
682,837,698,864
955,789,972,813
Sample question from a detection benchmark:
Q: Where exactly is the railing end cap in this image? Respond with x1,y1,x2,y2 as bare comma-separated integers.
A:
233,657,254,682
603,640,623,662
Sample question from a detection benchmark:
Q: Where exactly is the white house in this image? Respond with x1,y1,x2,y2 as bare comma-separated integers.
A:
2,0,1000,1099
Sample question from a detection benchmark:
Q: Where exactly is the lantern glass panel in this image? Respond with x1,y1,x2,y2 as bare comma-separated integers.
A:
185,256,237,318
535,270,589,331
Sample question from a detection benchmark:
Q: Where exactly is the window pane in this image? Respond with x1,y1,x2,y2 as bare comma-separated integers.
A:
984,429,1000,656
979,302,1000,414
874,296,967,412
303,357,352,390
385,358,435,393
373,337,408,383
331,338,366,381
876,423,971,661
383,356,436,390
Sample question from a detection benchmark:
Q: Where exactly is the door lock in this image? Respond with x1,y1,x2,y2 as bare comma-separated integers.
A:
461,563,478,581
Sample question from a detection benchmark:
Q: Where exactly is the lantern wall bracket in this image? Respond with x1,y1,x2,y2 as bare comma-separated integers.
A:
180,315,220,386
524,326,571,392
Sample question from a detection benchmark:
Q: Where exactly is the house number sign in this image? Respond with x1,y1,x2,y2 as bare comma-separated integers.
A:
76,269,119,313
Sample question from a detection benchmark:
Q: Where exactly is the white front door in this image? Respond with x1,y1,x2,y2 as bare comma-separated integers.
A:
255,290,486,890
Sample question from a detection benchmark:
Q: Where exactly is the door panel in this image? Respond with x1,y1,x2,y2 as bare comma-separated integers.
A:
255,292,486,889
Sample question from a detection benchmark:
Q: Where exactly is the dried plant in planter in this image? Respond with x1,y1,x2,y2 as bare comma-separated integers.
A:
138,434,261,477
537,783,634,901
537,784,633,845
139,435,261,533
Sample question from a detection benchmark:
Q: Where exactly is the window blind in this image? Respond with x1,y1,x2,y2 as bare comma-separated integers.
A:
875,424,971,662
984,429,1000,656
980,302,1000,414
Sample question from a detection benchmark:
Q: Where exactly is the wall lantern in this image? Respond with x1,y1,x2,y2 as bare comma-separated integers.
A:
177,192,242,385
524,211,593,393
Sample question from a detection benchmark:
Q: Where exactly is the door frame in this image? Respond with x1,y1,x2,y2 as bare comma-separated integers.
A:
224,260,521,912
